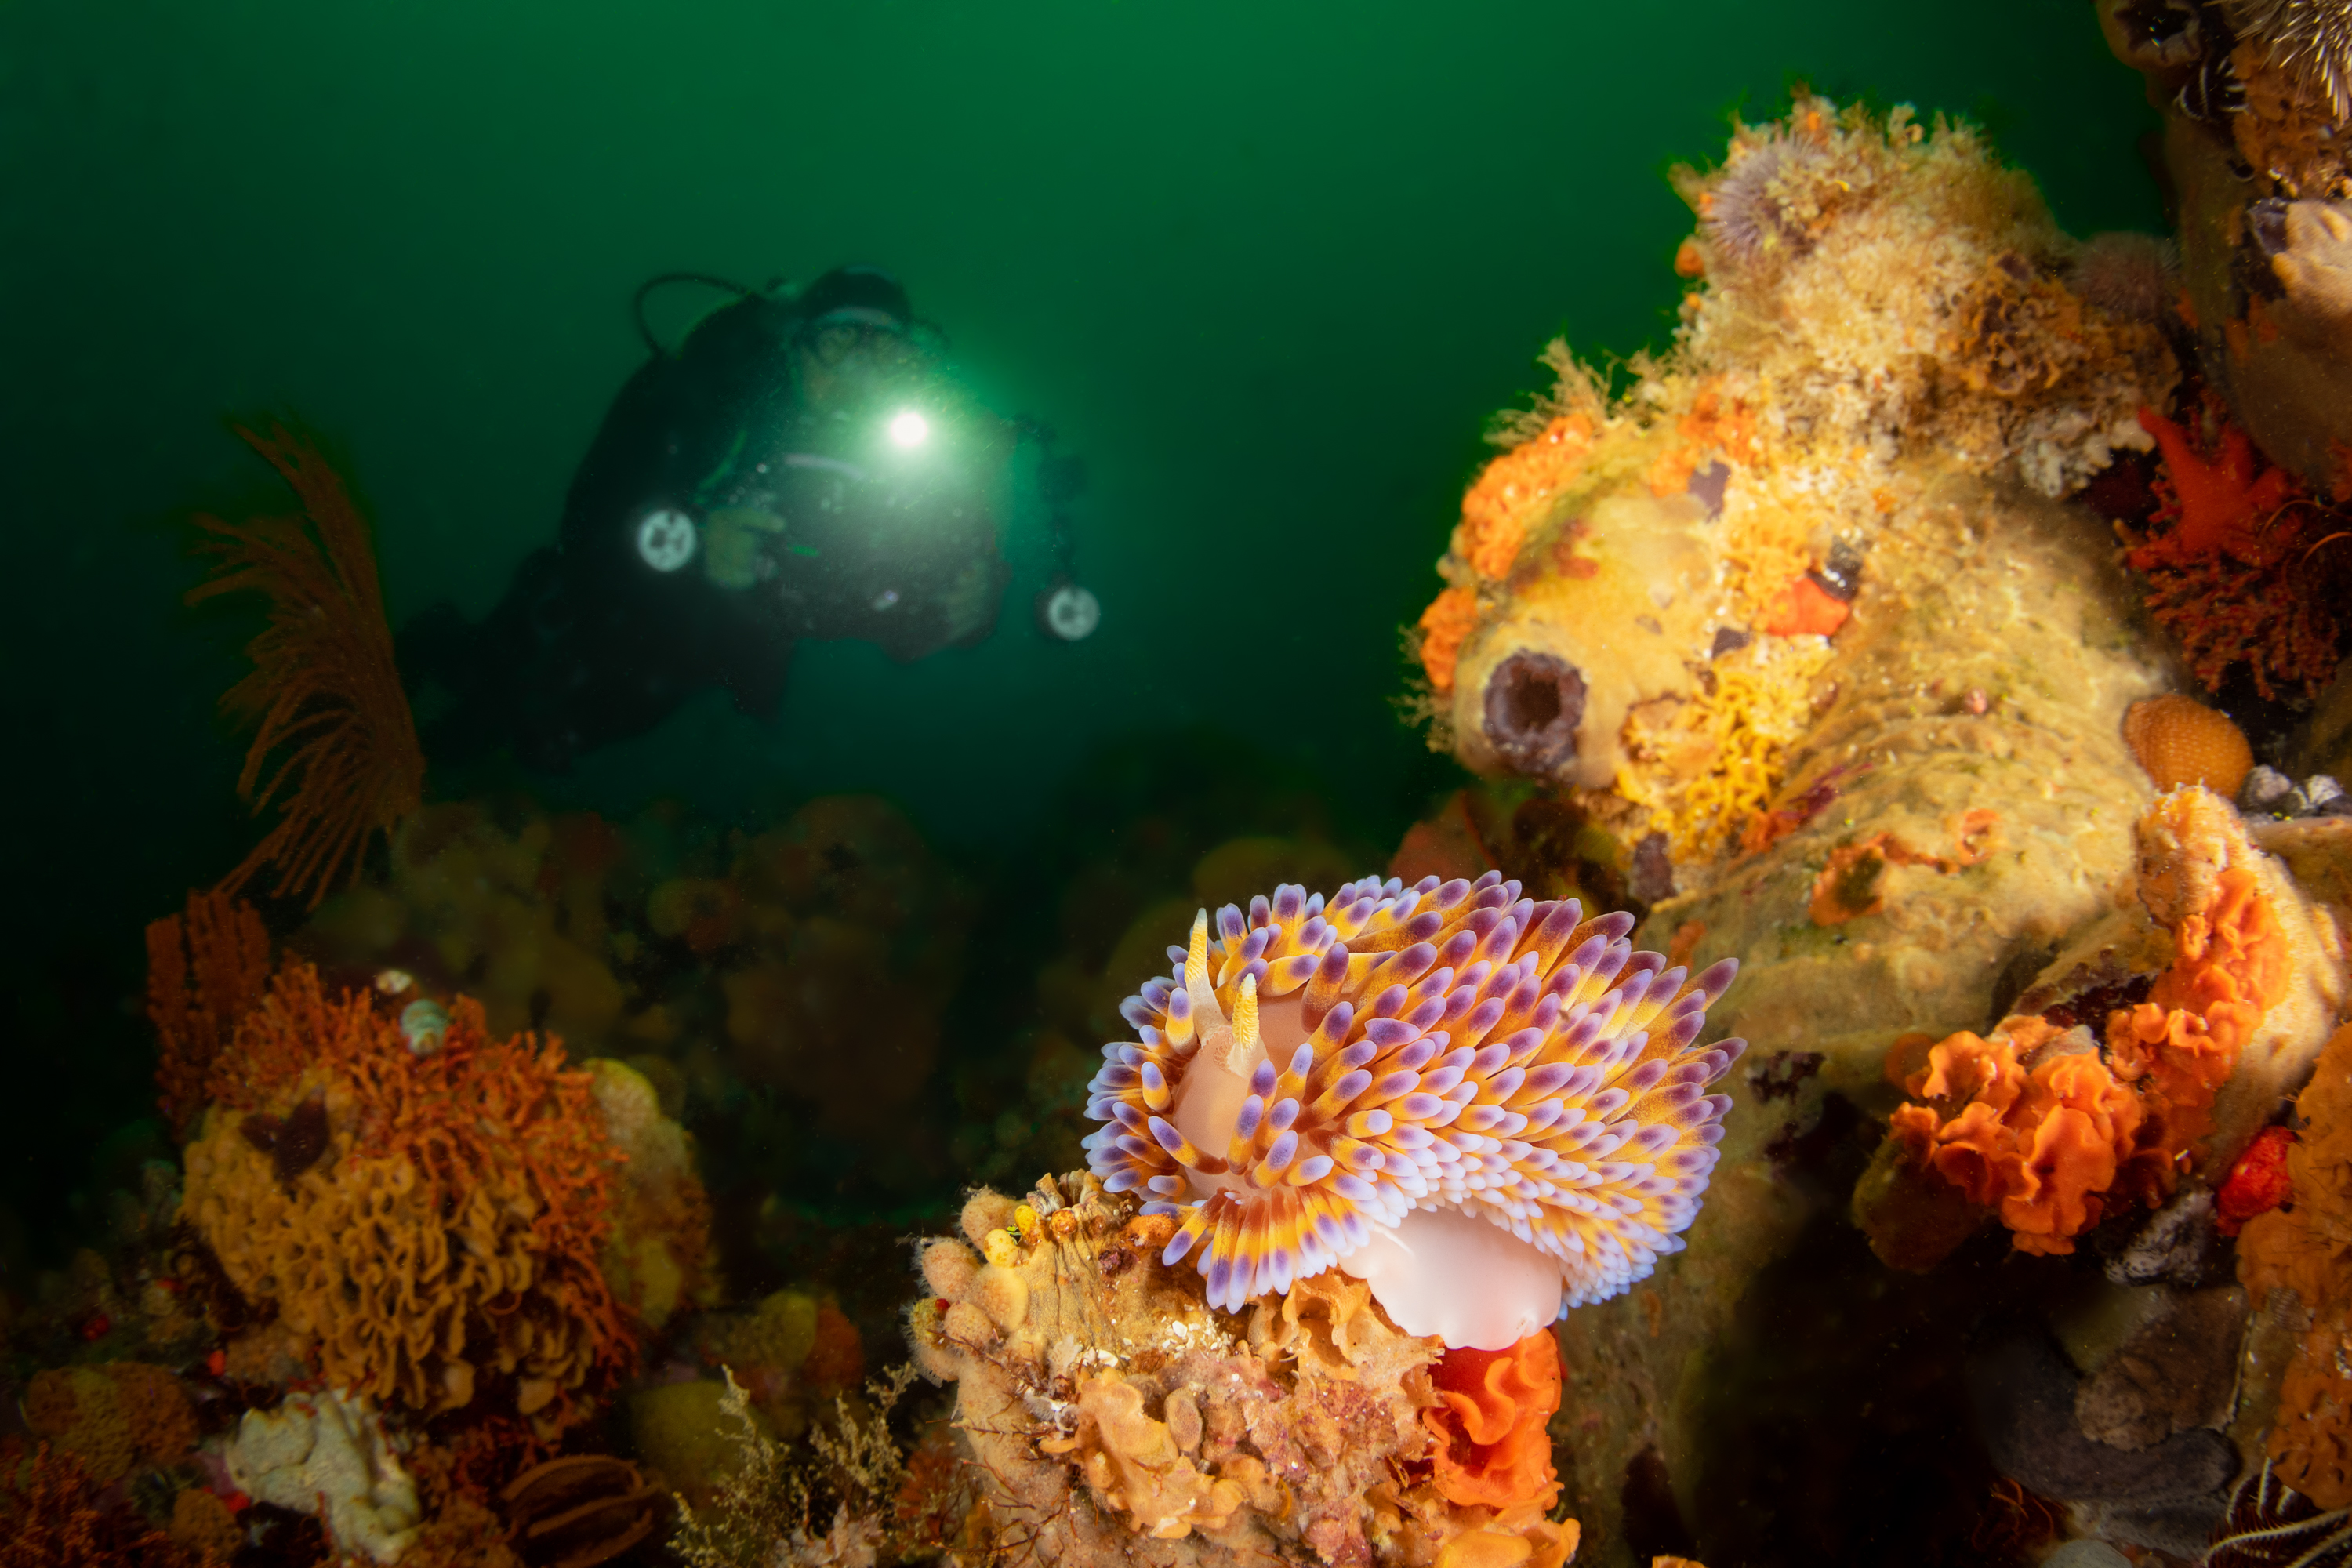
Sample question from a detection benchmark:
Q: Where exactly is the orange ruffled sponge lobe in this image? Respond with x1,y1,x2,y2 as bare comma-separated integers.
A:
1424,1329,1563,1511
1888,862,2289,1256
1887,1022,2154,1255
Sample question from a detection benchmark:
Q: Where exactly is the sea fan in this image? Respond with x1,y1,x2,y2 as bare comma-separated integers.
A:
188,423,423,908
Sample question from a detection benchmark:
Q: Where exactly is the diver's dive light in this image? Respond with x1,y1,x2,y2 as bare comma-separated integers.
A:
1016,418,1101,642
1036,579,1101,641
636,508,698,572
887,408,931,449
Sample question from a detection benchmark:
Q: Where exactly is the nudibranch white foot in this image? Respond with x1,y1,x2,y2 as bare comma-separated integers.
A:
1080,871,1744,1349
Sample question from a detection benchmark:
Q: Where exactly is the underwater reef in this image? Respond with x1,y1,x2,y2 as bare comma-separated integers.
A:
22,8,2352,1566
292,790,975,1185
1392,60,2352,1568
0,419,941,1568
902,1173,1576,1568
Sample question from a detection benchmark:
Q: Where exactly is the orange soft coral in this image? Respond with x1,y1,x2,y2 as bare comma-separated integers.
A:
1454,414,1595,582
146,891,271,1138
2129,409,2299,567
182,961,634,1432
2239,1025,2352,1507
187,424,424,908
1423,1330,1563,1512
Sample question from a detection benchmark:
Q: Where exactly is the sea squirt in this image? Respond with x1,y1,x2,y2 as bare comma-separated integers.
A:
1082,870,1744,1348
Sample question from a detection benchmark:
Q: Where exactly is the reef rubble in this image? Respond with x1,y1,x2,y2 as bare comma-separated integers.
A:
906,1172,1577,1568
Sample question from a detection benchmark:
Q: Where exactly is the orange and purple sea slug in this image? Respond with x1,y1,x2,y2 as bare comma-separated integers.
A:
1082,871,1744,1348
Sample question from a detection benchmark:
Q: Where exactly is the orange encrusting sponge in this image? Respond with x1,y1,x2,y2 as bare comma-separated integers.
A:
1759,575,1851,638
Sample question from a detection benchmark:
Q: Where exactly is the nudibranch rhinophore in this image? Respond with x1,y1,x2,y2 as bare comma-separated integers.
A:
1081,871,1744,1349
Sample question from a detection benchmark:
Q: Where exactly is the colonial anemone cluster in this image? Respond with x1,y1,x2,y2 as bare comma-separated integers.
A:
1082,871,1743,1322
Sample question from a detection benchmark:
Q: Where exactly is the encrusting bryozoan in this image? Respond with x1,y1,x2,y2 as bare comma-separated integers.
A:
1081,870,1744,1347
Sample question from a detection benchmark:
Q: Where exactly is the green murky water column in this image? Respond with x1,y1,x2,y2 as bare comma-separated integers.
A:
0,0,2158,1252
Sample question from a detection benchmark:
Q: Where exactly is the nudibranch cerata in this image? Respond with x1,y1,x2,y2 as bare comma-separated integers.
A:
1081,871,1743,1349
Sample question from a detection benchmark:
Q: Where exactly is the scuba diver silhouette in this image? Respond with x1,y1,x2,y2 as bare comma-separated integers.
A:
404,264,1098,772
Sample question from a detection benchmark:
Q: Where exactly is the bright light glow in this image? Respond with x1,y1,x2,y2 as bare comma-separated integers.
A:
635,508,697,572
887,408,931,448
1041,583,1101,641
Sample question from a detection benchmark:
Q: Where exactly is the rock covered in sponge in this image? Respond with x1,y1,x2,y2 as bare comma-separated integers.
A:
908,1171,1578,1567
586,1056,717,1332
179,962,634,1434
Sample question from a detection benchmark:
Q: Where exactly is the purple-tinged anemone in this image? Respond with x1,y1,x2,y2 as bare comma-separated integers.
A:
1080,871,1744,1348
1703,138,1817,271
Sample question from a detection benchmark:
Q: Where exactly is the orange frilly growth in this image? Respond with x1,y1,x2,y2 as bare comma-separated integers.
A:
146,890,271,1137
1887,1022,2153,1256
2107,865,2291,1152
182,960,635,1430
188,423,424,909
1889,863,2289,1255
1423,1329,1562,1512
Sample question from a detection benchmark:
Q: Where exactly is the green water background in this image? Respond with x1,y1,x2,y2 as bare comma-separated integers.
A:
0,0,2160,1261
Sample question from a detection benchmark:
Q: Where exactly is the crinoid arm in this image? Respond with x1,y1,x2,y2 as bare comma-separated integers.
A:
188,423,423,908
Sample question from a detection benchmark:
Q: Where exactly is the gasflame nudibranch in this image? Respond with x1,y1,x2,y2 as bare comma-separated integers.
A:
1082,871,1743,1348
